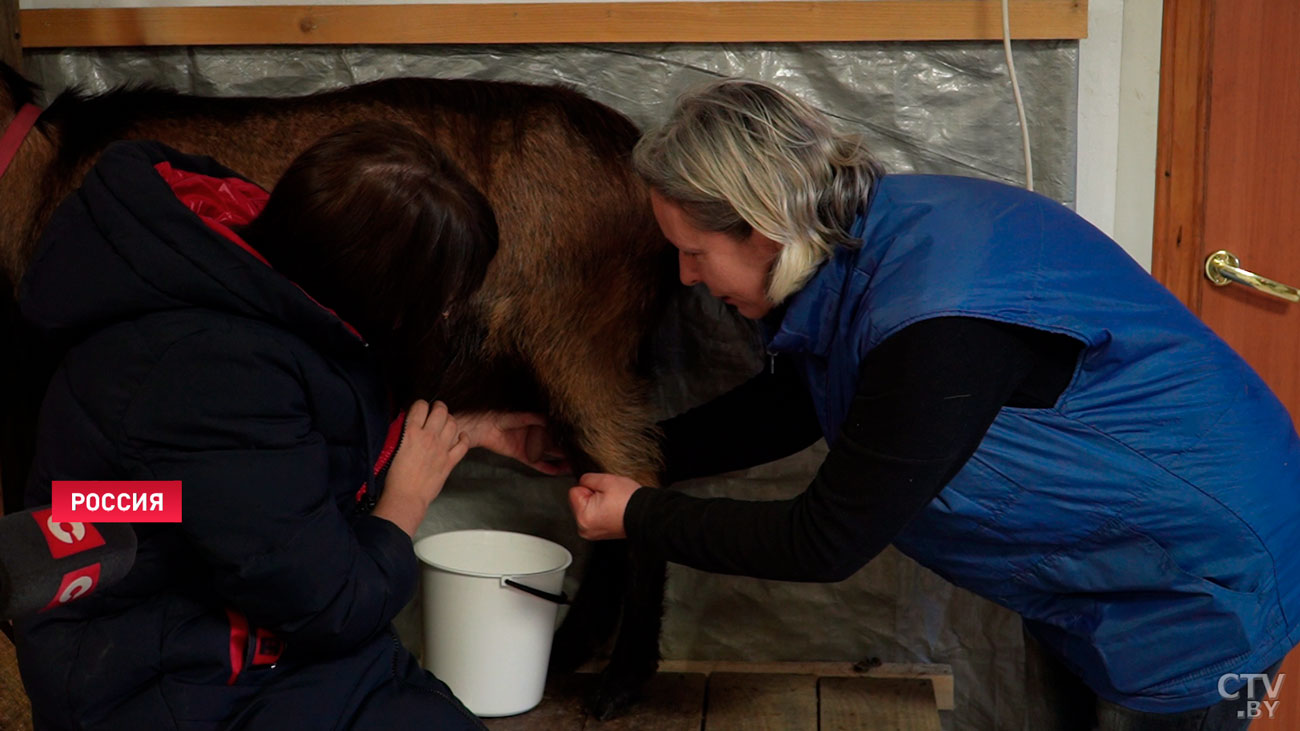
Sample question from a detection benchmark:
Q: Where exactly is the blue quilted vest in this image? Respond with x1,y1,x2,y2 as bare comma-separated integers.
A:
766,174,1300,712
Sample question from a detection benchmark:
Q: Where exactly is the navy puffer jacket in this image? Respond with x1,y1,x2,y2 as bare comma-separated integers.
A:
12,141,451,729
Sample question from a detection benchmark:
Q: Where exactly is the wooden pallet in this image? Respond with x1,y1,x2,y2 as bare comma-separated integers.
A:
485,662,950,730
0,627,33,731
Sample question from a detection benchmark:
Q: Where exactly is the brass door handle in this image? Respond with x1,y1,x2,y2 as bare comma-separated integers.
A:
1204,250,1300,303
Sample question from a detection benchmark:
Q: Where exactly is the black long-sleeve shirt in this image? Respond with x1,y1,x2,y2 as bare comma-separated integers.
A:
623,316,1082,582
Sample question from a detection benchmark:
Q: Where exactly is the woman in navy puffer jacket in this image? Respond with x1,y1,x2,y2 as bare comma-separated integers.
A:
14,122,559,730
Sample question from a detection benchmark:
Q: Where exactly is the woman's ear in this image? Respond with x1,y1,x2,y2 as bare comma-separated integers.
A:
747,229,784,263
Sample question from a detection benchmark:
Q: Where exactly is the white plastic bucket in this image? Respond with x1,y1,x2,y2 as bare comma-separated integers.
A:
413,529,572,717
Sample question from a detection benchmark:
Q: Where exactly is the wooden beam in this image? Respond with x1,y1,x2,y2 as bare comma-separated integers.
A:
19,0,1087,48
1,0,20,69
820,677,942,731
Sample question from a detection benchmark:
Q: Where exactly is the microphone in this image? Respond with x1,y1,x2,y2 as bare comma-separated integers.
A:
0,505,137,620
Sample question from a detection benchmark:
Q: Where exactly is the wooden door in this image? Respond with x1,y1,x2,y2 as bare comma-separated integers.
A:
0,0,18,72
1155,1,1300,728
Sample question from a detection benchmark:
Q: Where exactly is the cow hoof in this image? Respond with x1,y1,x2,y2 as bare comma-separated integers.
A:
583,674,641,721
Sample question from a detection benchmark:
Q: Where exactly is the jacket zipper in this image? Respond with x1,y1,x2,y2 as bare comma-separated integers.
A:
369,425,404,508
357,411,407,514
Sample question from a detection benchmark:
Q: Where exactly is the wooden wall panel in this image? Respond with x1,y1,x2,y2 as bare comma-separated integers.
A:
19,0,1088,47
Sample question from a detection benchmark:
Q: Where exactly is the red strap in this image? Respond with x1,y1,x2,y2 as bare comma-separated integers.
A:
0,104,43,181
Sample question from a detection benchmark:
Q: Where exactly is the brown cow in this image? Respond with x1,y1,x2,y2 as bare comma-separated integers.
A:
0,61,675,719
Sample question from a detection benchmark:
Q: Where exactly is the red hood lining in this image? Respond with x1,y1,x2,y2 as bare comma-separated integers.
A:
153,162,364,342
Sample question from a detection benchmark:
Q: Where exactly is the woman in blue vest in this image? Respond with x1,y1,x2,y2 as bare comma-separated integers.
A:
568,79,1300,729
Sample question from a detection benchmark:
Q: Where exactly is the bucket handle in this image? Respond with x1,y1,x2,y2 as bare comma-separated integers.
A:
501,577,569,605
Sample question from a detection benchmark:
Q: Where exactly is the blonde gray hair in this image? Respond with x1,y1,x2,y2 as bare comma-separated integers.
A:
633,78,884,304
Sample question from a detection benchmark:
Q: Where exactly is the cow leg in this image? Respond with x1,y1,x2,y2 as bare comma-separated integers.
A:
548,539,627,675
584,546,666,720
527,342,666,719
553,535,665,721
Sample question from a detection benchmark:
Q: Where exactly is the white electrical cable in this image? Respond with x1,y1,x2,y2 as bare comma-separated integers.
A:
1001,0,1034,191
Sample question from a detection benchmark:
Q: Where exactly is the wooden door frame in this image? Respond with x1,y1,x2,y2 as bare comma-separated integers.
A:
1152,0,1212,310
1155,4,1299,728
0,0,17,514
1,0,18,70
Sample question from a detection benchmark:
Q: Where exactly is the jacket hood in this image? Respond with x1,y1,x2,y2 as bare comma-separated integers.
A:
20,140,365,351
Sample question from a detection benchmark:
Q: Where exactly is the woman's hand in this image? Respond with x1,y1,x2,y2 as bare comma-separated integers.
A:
568,473,642,540
373,400,470,537
454,411,570,475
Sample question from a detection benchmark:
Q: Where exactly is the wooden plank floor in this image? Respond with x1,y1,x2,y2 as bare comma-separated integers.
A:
484,666,945,730
0,629,33,731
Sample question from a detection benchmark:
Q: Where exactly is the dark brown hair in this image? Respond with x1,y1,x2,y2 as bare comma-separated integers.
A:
240,120,498,364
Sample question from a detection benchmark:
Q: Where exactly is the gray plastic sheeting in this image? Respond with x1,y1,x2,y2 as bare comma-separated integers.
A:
26,42,1078,730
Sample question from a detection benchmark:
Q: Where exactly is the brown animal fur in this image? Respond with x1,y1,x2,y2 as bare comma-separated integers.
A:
2,71,669,484
0,65,673,718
